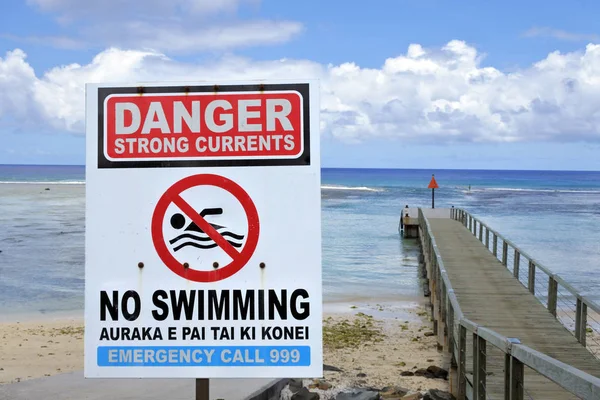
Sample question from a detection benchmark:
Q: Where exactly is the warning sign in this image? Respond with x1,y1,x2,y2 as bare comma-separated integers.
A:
84,81,322,379
428,175,439,189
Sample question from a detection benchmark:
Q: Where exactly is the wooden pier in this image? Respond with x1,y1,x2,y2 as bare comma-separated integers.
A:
404,207,600,399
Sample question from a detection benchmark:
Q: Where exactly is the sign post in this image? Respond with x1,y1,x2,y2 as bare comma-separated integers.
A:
196,378,209,400
428,174,439,208
84,81,322,390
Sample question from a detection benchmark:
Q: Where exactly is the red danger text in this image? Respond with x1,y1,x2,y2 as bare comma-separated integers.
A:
103,91,303,160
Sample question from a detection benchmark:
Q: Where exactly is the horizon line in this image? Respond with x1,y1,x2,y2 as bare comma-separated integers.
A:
1,163,600,173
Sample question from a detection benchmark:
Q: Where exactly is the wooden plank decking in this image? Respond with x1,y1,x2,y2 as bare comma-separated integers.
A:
427,217,600,399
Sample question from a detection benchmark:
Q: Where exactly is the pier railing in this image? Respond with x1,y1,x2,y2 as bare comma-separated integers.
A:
419,208,600,400
450,208,600,360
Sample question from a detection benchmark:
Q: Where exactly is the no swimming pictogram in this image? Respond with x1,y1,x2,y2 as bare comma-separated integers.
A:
151,174,260,282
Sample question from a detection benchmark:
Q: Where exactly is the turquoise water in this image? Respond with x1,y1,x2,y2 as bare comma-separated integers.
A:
1,165,600,317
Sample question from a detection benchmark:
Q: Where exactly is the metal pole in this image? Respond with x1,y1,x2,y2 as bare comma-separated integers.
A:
432,188,435,209
196,379,209,400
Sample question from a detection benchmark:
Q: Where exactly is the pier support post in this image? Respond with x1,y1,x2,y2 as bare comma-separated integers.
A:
473,334,486,400
576,299,582,343
458,326,467,400
582,303,588,347
504,355,509,400
513,250,520,279
575,300,587,346
431,257,438,335
528,262,536,294
440,279,447,351
473,333,479,400
506,354,524,400
485,228,489,249
502,242,508,266
548,276,558,317
493,234,498,257
448,302,454,355
479,223,483,241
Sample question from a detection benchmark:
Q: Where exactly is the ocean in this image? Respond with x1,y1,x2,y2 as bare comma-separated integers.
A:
1,165,600,319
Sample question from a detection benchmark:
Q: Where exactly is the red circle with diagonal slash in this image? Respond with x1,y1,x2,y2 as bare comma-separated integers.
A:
151,174,259,282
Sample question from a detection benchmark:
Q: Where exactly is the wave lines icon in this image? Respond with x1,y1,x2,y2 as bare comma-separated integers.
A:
168,208,245,252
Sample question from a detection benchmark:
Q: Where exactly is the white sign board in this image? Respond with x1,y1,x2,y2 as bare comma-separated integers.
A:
84,81,322,378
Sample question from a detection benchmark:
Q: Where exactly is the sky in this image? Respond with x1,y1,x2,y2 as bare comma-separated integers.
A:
2,0,600,169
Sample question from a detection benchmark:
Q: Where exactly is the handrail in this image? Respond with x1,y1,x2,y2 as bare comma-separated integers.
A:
511,345,600,399
451,208,600,331
418,208,600,399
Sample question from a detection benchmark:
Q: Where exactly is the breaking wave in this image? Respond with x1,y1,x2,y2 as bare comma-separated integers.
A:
479,187,600,194
321,185,384,192
0,180,85,185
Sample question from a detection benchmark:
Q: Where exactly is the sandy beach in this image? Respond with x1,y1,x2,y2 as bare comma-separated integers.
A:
0,317,84,385
0,301,451,393
318,302,450,396
2,300,599,398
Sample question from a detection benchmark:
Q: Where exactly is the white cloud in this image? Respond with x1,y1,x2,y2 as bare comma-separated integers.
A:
84,20,303,54
3,40,600,143
524,27,600,42
0,50,38,121
21,0,299,53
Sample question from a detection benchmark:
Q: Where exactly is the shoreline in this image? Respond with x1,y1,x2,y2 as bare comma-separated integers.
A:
0,310,83,324
0,296,427,324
